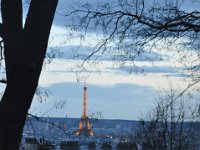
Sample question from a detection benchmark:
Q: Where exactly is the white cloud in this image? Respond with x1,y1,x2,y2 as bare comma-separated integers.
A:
39,59,191,91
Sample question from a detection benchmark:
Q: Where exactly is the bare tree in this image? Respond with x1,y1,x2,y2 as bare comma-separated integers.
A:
66,0,200,76
136,86,200,150
0,0,58,149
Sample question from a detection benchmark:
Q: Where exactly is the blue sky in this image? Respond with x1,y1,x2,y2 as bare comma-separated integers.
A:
30,82,156,120
18,0,200,120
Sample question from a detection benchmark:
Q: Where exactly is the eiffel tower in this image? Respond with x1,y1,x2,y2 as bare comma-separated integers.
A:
75,82,93,136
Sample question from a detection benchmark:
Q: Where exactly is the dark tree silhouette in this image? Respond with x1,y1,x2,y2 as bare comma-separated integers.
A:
0,0,58,149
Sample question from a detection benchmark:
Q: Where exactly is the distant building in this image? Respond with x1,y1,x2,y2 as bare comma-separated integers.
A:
75,82,94,136
23,137,38,150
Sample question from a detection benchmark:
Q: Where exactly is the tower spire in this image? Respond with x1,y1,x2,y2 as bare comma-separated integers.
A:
82,80,88,117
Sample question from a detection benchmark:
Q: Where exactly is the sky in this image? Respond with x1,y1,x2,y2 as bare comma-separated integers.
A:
32,0,200,120
2,0,200,120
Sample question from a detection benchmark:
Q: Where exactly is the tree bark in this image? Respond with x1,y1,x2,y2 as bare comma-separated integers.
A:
0,0,58,149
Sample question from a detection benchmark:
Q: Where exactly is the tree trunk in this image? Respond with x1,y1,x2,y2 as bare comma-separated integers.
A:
0,0,58,149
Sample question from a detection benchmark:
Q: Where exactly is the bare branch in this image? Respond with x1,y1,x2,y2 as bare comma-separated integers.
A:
67,1,200,63
27,113,69,136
